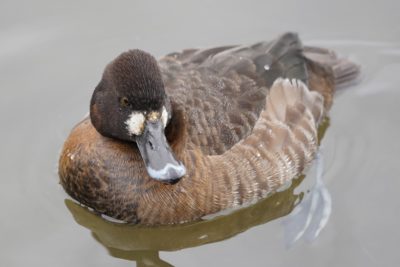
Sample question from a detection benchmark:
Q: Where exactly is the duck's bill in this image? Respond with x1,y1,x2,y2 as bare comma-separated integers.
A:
135,121,186,184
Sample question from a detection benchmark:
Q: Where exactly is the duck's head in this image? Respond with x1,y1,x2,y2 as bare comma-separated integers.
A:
90,49,186,184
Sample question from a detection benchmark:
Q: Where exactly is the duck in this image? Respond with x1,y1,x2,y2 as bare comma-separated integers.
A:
59,32,359,225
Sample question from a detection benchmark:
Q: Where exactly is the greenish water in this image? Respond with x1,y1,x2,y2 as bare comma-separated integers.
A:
1,0,399,266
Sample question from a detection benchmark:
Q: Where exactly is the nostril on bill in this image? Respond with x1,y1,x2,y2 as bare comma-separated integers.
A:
148,140,155,150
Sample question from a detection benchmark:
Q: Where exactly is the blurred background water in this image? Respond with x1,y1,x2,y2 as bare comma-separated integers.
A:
1,0,399,266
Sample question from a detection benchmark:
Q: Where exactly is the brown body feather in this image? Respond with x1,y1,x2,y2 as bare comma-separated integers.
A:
59,33,359,224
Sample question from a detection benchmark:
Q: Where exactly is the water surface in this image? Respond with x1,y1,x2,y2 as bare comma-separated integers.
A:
1,0,399,266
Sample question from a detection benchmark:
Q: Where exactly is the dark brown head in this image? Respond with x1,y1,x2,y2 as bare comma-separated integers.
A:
90,50,186,183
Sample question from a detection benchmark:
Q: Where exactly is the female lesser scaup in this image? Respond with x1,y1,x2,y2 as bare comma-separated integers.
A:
59,33,359,224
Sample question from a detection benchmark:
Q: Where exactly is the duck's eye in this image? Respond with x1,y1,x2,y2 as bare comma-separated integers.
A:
120,97,130,107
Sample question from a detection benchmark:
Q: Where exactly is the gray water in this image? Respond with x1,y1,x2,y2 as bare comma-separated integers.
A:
1,0,400,266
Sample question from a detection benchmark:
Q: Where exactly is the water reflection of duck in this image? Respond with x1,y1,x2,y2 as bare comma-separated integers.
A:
65,174,305,264
59,32,359,225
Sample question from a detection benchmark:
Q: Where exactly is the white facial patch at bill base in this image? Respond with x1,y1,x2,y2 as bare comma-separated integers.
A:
161,106,168,128
125,112,145,136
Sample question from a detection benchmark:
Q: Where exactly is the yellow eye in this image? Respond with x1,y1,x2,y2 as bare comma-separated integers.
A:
120,97,130,107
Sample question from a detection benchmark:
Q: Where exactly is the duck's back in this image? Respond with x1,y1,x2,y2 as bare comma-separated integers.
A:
159,33,353,155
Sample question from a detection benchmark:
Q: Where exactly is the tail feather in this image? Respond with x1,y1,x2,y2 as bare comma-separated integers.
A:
304,46,361,89
331,58,361,88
